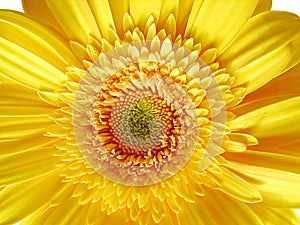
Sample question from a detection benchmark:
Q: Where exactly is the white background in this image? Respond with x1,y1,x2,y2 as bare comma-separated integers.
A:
0,0,300,220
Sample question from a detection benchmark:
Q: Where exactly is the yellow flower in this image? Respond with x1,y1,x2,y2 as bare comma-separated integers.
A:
1,0,300,224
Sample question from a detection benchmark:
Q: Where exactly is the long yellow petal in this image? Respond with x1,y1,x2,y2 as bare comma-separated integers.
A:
0,146,60,187
230,43,292,93
227,162,300,208
225,150,300,174
0,83,50,107
204,168,262,203
45,0,101,45
0,10,81,70
0,171,61,225
250,206,300,225
0,136,59,156
108,0,129,37
243,62,300,103
230,96,300,147
201,189,264,225
220,11,300,93
0,38,66,91
185,0,258,54
87,0,118,43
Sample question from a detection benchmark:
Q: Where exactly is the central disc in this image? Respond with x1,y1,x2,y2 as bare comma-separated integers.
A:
94,63,182,167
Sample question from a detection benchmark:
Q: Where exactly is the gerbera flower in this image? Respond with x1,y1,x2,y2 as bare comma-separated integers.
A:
1,0,300,224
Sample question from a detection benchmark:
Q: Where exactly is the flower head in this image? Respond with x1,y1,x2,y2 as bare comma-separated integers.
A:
0,0,300,224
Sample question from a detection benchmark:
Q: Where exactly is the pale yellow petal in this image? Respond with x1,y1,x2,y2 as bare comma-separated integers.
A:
227,162,300,208
46,0,101,44
185,0,258,54
230,96,300,146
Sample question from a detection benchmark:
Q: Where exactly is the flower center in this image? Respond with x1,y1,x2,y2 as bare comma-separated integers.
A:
94,63,182,167
72,41,226,186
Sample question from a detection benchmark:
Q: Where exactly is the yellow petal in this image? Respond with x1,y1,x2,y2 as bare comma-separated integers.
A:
220,11,300,93
185,0,258,54
87,0,118,43
176,200,218,225
46,0,101,44
0,11,81,70
201,189,264,225
225,150,300,174
256,141,300,158
0,146,60,187
22,0,65,34
0,83,50,107
243,62,300,103
230,96,300,147
0,38,66,91
227,161,300,208
108,0,129,37
0,136,58,156
129,0,162,29
252,0,272,16
0,171,61,225
230,43,291,93
175,0,194,35
158,0,179,30
44,198,87,225
205,167,263,203
250,206,300,225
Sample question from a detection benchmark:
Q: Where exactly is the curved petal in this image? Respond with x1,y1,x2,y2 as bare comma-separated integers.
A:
252,0,272,16
226,162,300,208
22,0,66,35
185,0,259,54
45,0,101,45
230,96,300,147
0,10,81,71
219,11,300,93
